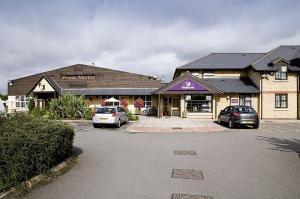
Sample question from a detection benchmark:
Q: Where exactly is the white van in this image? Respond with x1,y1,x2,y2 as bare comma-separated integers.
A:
0,99,6,113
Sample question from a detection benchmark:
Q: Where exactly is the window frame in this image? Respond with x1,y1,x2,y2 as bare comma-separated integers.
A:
275,94,288,108
186,94,213,113
239,94,252,107
275,70,287,80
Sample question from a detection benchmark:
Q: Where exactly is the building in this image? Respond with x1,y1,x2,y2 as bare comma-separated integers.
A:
154,45,300,119
6,45,300,119
7,64,164,114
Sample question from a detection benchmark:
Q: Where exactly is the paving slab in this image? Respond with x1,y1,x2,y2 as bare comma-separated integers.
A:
127,116,224,133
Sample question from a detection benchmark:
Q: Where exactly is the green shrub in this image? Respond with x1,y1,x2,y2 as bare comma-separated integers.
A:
28,98,35,112
49,93,91,120
0,113,74,192
83,108,93,120
127,112,139,121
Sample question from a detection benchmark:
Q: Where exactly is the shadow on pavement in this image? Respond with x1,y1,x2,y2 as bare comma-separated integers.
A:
257,136,300,157
213,121,253,129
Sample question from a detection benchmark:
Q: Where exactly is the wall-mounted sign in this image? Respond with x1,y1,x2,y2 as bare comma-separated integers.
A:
230,97,239,106
62,75,96,80
168,78,208,91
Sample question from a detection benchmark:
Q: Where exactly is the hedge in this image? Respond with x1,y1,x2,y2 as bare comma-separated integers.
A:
0,113,74,192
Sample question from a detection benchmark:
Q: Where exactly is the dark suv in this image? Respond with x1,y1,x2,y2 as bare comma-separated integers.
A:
218,106,259,129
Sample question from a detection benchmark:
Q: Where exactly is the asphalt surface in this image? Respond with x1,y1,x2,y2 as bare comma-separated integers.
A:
25,122,300,199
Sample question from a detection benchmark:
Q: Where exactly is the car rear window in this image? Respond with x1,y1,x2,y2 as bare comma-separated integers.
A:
96,107,116,114
235,107,255,113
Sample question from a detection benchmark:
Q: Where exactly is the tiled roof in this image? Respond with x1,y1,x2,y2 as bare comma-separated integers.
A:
205,78,260,93
177,53,266,70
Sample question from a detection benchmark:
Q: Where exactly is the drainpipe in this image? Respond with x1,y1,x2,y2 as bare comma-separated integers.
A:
158,94,161,118
260,75,263,119
296,73,300,120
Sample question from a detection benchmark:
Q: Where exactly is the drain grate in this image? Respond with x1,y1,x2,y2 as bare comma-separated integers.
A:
171,169,204,180
171,193,213,199
174,150,197,155
172,127,183,130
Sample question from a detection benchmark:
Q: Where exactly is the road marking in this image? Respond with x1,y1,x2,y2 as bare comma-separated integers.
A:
265,124,298,132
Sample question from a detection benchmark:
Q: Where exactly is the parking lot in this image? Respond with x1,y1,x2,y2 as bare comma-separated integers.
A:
25,119,300,199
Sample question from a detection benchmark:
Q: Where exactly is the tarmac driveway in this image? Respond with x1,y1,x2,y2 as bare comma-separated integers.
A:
25,122,300,199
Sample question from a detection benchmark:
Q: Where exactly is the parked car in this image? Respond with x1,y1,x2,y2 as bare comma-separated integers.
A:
92,106,129,128
218,106,259,129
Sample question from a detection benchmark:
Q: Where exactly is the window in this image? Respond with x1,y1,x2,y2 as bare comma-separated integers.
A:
275,70,287,80
239,94,252,107
134,96,152,108
16,96,29,108
275,94,288,108
203,70,214,77
186,95,212,113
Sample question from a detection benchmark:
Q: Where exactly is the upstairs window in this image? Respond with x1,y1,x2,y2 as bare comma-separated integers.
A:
275,66,287,80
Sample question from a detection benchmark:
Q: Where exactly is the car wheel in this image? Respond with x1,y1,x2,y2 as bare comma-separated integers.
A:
93,123,98,128
253,123,259,129
116,119,121,128
228,119,234,128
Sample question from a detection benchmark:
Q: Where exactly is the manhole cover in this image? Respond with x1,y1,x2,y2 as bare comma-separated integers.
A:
171,169,204,180
171,193,213,199
174,150,197,155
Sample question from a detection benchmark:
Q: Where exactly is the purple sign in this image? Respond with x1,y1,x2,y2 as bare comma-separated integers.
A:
168,78,208,91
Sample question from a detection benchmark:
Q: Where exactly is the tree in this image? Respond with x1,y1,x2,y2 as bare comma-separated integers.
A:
120,98,129,109
0,94,7,101
134,98,144,115
100,99,107,106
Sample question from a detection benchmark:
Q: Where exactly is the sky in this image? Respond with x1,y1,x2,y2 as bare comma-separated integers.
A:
0,0,300,94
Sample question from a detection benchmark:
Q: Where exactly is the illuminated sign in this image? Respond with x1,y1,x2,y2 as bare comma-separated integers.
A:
168,78,208,91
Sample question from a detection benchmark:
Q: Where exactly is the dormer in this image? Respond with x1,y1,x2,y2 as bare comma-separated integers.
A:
268,57,289,67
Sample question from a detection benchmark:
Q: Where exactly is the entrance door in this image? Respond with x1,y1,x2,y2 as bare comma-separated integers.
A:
171,97,181,116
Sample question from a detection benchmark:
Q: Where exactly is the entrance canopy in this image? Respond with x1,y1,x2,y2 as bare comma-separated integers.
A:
152,71,223,95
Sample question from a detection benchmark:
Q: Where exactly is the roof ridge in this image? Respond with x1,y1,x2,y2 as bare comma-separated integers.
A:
250,46,281,66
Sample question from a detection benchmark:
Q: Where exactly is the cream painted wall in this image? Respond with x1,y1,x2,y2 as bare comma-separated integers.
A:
262,93,297,119
33,78,55,92
261,72,298,119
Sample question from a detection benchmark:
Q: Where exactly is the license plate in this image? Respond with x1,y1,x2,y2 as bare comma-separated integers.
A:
243,121,253,124
99,118,107,120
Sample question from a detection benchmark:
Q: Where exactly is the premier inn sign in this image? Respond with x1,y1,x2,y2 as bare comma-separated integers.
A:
168,78,208,91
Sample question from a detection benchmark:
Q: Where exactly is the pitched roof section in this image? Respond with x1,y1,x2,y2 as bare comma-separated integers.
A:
8,64,163,96
153,72,223,94
251,45,300,71
205,78,260,94
177,53,266,70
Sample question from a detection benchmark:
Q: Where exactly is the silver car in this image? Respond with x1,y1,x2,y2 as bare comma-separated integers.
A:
92,106,129,128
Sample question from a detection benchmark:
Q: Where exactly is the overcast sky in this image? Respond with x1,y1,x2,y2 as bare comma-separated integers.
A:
1,0,300,94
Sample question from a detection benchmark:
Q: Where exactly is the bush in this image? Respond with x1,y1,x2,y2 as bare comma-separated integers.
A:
28,98,35,112
127,112,139,121
49,93,91,120
83,108,93,120
0,113,74,192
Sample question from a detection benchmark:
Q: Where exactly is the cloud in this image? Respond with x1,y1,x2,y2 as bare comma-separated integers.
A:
0,0,300,93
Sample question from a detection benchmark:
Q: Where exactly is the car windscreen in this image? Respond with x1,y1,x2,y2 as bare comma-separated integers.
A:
96,107,116,114
235,107,255,113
